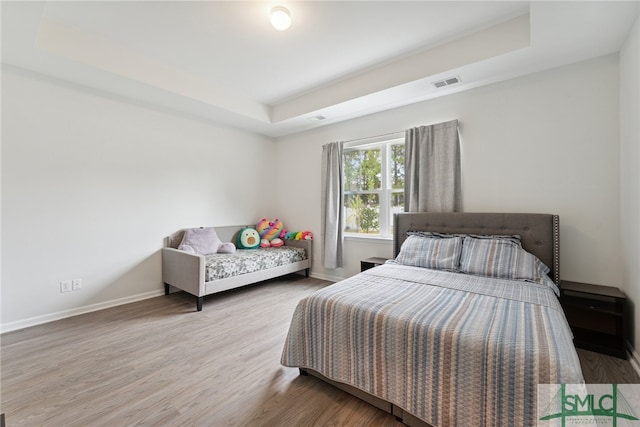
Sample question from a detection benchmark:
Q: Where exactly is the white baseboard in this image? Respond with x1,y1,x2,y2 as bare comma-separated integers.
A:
1,273,338,334
309,271,341,283
0,289,165,334
628,341,640,378
1,273,337,334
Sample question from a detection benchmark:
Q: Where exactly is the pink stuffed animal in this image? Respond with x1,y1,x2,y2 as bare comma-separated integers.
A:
256,218,283,241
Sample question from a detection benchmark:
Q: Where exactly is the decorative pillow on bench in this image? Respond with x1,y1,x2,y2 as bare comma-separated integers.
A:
178,227,236,255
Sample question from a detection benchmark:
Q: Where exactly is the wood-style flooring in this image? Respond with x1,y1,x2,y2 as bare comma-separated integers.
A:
2,275,639,426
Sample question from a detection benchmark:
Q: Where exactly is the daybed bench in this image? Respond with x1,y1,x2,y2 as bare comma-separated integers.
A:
162,225,312,311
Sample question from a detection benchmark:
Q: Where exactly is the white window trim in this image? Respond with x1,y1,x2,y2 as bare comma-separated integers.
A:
344,234,393,243
343,133,404,239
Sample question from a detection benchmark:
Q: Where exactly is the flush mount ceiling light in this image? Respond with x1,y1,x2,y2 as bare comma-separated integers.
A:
270,6,291,31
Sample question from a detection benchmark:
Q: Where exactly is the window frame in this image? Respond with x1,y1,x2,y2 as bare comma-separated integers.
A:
342,133,404,239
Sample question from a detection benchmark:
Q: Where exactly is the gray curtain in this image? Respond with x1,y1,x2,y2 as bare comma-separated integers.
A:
404,119,461,212
321,141,344,269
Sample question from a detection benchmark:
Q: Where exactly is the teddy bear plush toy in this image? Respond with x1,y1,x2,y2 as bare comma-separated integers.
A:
178,227,236,254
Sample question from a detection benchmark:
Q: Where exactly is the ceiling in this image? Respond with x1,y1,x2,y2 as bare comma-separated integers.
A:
2,1,638,138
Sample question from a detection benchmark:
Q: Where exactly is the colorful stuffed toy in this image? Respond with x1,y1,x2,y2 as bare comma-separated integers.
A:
256,218,286,248
260,237,284,248
284,231,298,240
237,227,260,249
270,238,284,247
255,218,283,242
255,218,270,237
283,230,313,240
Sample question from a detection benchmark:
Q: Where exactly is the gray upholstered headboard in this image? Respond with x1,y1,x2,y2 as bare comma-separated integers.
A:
393,212,560,285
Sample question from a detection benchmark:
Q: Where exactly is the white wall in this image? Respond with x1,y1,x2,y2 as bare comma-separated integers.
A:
276,55,622,287
1,66,276,331
2,50,630,342
620,15,640,351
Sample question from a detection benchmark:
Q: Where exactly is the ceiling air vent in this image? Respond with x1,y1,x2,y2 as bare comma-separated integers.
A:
432,76,461,89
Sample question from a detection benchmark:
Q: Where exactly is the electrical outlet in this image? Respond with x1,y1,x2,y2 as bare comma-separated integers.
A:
60,280,72,293
72,279,82,291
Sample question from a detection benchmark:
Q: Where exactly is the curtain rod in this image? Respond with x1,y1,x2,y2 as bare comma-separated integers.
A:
341,119,459,145
342,130,405,145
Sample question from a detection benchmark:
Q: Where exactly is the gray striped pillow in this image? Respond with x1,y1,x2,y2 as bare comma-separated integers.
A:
396,235,462,271
459,236,550,284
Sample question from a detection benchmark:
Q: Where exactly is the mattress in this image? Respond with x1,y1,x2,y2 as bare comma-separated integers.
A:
281,263,584,426
205,246,306,282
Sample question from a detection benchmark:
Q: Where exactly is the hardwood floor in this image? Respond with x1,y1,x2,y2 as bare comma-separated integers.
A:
1,276,638,426
576,348,640,383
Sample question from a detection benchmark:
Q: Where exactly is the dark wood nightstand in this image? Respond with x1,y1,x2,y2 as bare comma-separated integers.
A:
360,257,390,272
560,281,627,359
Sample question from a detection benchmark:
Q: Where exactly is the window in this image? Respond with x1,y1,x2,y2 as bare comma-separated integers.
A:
343,134,404,238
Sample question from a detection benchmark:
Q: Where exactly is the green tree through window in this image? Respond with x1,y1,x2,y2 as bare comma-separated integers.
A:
343,135,404,237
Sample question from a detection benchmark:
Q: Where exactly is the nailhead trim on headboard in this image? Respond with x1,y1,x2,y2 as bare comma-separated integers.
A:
553,215,560,286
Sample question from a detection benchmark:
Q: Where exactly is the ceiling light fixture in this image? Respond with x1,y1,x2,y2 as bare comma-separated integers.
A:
270,6,291,31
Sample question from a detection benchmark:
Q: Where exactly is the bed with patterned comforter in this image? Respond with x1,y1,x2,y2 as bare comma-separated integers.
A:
282,263,583,426
282,211,584,427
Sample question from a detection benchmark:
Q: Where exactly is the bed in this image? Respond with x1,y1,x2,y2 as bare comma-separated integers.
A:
281,212,584,427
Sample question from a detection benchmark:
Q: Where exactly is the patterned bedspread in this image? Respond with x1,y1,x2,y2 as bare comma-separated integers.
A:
281,263,584,427
205,246,306,282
